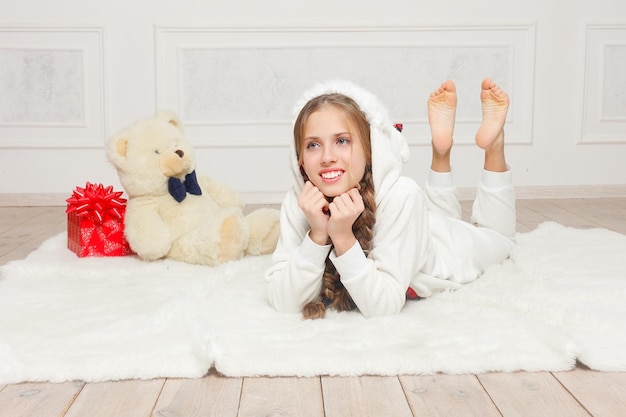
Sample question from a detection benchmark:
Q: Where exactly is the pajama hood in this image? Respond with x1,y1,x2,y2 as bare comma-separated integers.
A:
290,80,410,204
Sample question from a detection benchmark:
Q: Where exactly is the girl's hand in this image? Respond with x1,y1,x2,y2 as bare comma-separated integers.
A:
298,181,330,245
328,188,364,255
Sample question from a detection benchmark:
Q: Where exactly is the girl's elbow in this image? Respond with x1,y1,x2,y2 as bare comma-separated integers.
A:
266,285,303,315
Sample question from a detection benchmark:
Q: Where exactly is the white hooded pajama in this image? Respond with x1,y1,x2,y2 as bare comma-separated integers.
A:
265,80,516,318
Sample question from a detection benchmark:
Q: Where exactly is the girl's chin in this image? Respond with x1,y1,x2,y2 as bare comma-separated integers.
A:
315,182,356,198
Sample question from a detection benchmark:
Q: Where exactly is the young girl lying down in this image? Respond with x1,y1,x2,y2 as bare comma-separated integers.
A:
265,78,516,319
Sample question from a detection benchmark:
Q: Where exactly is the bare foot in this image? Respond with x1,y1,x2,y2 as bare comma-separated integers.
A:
427,80,457,154
475,78,509,151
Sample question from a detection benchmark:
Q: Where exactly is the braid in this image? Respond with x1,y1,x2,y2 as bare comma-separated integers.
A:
353,165,376,256
302,166,376,319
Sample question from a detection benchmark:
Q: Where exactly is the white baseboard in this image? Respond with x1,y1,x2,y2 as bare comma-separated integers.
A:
1,185,625,207
457,184,626,200
0,191,287,207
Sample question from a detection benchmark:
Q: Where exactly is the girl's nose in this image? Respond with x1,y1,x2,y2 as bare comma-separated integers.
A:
321,146,336,163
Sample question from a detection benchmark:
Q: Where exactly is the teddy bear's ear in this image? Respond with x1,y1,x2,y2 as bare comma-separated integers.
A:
106,130,129,168
155,110,183,132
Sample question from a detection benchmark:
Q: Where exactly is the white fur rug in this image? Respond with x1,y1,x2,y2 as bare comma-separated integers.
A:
1,221,625,383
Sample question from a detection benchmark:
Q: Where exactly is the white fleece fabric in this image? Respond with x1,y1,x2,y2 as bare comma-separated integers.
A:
265,80,516,318
2,221,626,382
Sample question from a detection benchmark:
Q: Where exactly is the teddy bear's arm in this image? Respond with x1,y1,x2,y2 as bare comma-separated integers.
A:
198,176,244,209
124,199,173,260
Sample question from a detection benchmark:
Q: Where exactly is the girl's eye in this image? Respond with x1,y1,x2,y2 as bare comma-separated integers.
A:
305,142,320,150
337,137,350,145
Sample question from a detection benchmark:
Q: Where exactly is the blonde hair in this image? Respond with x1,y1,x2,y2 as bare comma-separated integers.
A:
294,93,377,319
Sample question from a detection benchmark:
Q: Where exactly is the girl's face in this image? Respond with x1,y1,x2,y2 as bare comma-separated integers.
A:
301,106,367,198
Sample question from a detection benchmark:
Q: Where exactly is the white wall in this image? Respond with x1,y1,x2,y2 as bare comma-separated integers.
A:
1,0,626,204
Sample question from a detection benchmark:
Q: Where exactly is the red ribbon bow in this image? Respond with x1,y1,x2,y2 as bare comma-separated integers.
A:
66,182,127,223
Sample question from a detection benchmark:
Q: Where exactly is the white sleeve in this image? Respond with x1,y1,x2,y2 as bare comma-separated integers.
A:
264,190,331,313
330,178,431,318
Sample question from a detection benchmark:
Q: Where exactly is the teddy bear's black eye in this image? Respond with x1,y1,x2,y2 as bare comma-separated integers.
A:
154,149,160,155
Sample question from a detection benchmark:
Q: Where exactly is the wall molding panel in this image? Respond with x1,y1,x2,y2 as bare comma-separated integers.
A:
0,26,106,148
155,25,536,148
581,24,626,144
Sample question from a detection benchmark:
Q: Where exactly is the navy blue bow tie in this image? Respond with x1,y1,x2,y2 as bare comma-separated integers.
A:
168,170,202,202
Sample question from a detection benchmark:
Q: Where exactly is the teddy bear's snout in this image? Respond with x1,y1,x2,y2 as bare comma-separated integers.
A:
160,148,192,178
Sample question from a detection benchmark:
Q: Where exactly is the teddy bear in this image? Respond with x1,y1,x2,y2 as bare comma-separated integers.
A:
106,110,280,266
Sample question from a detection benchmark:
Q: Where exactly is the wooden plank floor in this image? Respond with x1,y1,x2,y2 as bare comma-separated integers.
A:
1,198,626,417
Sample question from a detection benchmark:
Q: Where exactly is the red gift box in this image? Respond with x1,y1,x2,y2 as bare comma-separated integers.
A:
66,182,132,257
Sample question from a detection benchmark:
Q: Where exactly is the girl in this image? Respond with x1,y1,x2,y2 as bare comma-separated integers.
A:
265,78,516,319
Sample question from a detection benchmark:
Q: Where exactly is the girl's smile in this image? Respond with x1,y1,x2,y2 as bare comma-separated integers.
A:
320,169,344,181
